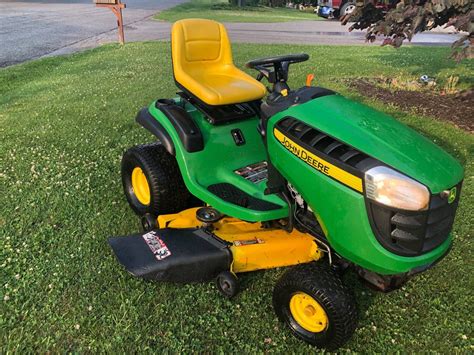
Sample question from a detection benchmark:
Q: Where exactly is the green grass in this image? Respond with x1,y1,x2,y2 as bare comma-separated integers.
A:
154,0,321,23
1,42,473,352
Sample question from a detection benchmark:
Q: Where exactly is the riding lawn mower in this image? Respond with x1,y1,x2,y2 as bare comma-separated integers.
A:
109,19,464,349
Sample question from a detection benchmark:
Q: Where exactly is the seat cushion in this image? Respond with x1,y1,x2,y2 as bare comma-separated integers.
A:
186,66,267,106
172,19,266,106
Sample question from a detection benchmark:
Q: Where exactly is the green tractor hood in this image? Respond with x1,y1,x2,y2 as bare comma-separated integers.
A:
279,94,463,193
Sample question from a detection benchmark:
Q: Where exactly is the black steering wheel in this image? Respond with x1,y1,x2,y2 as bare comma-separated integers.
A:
246,53,309,85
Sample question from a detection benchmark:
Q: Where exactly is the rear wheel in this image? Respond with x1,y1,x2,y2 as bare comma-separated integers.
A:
273,263,357,350
121,143,190,216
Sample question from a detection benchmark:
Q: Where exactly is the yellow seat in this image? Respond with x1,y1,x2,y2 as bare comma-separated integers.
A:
171,19,267,106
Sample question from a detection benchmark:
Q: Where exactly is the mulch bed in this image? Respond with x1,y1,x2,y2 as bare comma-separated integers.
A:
348,80,473,133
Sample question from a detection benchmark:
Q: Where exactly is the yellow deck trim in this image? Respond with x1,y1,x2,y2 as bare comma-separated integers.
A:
157,208,322,273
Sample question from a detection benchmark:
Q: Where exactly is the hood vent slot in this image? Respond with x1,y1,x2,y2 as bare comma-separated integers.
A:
276,117,377,171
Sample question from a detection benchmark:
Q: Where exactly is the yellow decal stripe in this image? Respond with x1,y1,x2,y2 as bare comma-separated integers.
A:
274,128,363,193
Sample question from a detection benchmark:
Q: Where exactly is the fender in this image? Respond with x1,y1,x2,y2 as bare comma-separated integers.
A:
155,100,204,153
136,107,176,155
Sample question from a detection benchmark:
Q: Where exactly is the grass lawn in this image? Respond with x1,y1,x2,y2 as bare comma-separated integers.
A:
154,0,321,23
1,42,473,352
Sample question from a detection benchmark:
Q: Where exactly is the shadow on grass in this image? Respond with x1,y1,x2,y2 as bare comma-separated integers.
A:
343,270,377,322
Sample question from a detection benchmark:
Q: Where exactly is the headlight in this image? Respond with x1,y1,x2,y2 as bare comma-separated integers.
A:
365,166,429,211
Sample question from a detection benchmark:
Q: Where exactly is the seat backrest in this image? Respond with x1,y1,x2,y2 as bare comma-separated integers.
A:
171,19,233,81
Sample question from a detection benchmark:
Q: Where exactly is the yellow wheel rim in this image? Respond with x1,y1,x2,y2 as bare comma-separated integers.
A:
289,292,328,333
131,167,151,206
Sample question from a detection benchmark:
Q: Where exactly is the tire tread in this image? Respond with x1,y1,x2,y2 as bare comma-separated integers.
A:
121,142,190,216
273,262,358,350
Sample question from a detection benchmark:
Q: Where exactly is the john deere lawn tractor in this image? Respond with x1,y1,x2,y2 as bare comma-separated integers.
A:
109,19,464,349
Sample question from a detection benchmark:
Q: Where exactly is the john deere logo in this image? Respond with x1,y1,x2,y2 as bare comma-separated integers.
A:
448,187,457,204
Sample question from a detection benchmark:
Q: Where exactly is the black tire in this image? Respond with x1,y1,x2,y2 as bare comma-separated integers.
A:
273,263,357,350
216,271,239,298
121,143,190,216
340,1,356,17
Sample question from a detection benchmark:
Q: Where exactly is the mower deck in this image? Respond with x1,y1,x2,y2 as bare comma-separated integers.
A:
158,208,322,273
109,208,322,282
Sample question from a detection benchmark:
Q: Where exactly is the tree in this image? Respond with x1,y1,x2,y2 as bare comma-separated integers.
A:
341,0,473,61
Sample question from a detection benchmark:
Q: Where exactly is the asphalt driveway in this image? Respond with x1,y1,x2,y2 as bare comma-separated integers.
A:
0,0,184,67
0,0,463,67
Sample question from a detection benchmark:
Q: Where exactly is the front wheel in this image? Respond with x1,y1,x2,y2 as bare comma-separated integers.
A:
273,263,357,350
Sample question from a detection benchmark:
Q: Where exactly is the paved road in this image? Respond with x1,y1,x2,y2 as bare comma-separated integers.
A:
0,0,184,67
0,0,462,67
51,18,460,56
